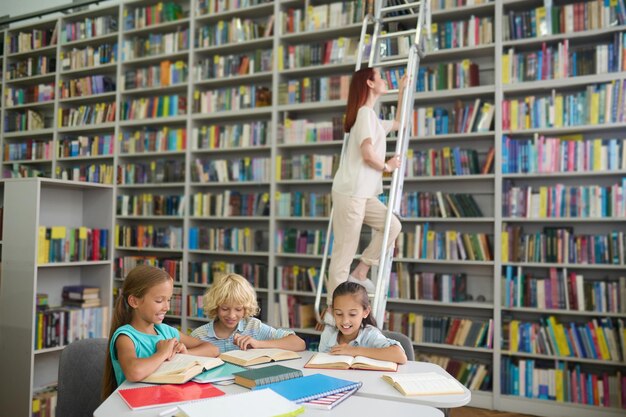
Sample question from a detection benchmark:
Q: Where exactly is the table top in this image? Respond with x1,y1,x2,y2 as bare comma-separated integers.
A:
94,350,470,417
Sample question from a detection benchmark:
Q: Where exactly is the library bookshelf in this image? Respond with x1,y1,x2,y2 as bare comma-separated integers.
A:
0,1,624,416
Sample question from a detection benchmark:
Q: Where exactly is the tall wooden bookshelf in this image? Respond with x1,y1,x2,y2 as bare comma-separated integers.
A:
0,1,624,416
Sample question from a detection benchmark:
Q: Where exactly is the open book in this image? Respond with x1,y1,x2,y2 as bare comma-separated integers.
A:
219,348,300,366
382,372,465,396
304,352,398,371
141,354,224,384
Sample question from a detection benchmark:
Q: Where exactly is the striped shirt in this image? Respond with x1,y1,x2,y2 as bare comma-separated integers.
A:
190,317,295,353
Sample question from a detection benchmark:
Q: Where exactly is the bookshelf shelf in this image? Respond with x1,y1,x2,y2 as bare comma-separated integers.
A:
3,129,55,138
432,2,495,19
501,217,626,223
57,124,116,133
115,246,183,253
122,83,188,95
6,44,57,59
406,131,496,143
401,217,496,223
122,18,191,36
38,260,112,268
34,346,66,355
61,32,119,48
188,249,270,257
61,63,118,77
123,51,190,66
502,71,626,93
4,73,56,85
502,24,626,48
402,174,495,183
387,298,495,310
280,23,364,43
276,179,333,185
502,170,626,179
5,101,55,110
190,216,268,221
277,99,346,112
194,71,273,87
502,351,626,366
189,181,271,187
116,215,184,221
396,258,495,266
276,141,342,150
195,2,274,22
504,122,626,136
279,62,356,77
119,150,187,158
2,158,52,165
502,306,626,319
413,342,494,354
503,262,626,270
194,38,273,55
422,44,495,62
192,145,272,154
275,216,331,222
191,107,272,120
58,92,118,104
116,182,186,189
119,116,188,126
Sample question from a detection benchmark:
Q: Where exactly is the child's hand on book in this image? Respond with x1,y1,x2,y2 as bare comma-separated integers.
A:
174,340,188,355
156,338,179,361
233,334,260,351
329,344,356,356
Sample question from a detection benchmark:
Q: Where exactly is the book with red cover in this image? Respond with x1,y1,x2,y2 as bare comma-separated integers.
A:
118,381,225,410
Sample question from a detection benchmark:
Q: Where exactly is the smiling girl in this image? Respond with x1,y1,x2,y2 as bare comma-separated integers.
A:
191,273,305,352
102,265,219,398
319,281,407,364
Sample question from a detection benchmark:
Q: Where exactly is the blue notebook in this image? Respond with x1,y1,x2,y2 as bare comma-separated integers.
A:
258,373,362,403
193,362,248,384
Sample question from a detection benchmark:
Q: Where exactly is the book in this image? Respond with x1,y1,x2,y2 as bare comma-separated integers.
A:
219,348,300,366
117,381,224,410
381,372,465,396
192,362,247,384
232,364,303,389
141,354,224,384
304,352,398,371
260,373,362,403
177,388,304,417
302,386,358,410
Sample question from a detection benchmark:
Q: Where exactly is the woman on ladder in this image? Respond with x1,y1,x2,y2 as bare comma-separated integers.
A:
320,67,407,326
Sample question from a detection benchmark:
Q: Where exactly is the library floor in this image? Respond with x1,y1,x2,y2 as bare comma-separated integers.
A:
451,407,535,417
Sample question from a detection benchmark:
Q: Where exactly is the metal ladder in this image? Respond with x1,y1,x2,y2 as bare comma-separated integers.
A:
314,0,431,328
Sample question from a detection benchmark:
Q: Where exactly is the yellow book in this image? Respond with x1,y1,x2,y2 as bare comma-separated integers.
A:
594,319,611,360
275,154,282,180
555,367,564,402
555,323,571,356
502,54,510,84
554,94,564,127
501,231,509,263
220,348,300,367
510,100,519,131
538,186,548,218
590,92,600,125
38,226,48,265
142,355,224,384
593,138,603,171
277,44,284,71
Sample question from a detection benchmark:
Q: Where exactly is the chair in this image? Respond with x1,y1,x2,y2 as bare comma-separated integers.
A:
57,337,108,417
382,330,415,361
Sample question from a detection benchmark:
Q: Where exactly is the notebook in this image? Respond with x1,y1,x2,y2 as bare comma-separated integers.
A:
302,386,358,410
260,373,362,403
192,362,248,384
233,364,302,389
381,372,466,396
177,388,305,417
117,381,224,410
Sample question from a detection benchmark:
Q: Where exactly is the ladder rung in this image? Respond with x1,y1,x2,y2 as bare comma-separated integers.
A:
380,2,420,15
371,58,408,68
379,29,416,40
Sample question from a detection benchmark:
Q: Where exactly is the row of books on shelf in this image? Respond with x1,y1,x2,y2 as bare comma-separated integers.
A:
3,164,47,178
121,127,186,154
58,102,116,127
115,224,183,249
400,191,484,218
123,60,188,90
504,181,626,218
503,36,626,84
275,228,327,256
502,226,625,265
500,357,626,408
4,109,48,132
280,117,343,144
61,43,117,71
429,15,494,51
37,226,109,264
196,16,273,47
4,140,52,162
503,0,626,41
6,56,56,80
279,75,350,105
415,60,480,92
276,154,338,181
503,266,626,313
277,37,357,70
60,75,115,99
502,136,626,174
168,288,183,316
56,164,114,184
502,80,626,131
196,0,273,16
188,227,267,252
58,134,114,158
412,100,495,136
62,15,117,42
117,193,184,217
121,95,187,120
8,27,56,54
188,261,268,287
505,316,625,362
387,267,470,303
193,85,271,112
195,50,272,79
277,295,316,329
118,160,185,185
5,83,55,106
386,311,494,349
122,29,189,61
417,353,492,392
32,386,57,417
192,157,270,183
115,256,182,282
191,191,269,217
275,265,323,293
396,227,493,262
124,1,185,30
406,147,492,178
275,191,331,218
34,305,109,349
282,1,371,34
192,122,268,150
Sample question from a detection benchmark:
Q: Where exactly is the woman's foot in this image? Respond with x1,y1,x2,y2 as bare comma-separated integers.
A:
348,274,376,294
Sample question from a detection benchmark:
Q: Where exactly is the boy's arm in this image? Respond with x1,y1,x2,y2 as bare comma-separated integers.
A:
180,332,220,357
115,335,176,382
249,333,306,351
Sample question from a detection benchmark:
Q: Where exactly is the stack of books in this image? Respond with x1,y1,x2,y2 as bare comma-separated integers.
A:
62,285,100,308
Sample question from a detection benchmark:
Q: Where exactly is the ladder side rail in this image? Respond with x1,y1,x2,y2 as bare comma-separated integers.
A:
314,15,374,324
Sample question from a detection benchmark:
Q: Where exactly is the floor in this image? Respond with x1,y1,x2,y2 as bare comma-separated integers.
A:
451,407,536,417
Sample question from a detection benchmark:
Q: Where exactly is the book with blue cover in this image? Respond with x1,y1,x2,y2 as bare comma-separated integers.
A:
192,362,247,384
260,373,362,403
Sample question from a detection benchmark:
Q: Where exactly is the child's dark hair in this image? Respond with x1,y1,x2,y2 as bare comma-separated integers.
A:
101,265,173,399
332,281,377,328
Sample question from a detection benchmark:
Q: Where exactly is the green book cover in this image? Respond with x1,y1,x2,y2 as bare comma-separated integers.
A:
232,364,302,389
193,362,247,384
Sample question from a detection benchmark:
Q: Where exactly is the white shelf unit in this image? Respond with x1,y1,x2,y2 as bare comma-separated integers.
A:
0,178,114,416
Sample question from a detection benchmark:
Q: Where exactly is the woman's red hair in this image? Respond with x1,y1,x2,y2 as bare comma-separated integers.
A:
344,67,375,133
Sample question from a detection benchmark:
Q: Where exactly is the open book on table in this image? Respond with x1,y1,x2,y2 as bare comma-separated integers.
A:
219,348,300,366
382,372,466,396
141,354,224,384
304,352,398,371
